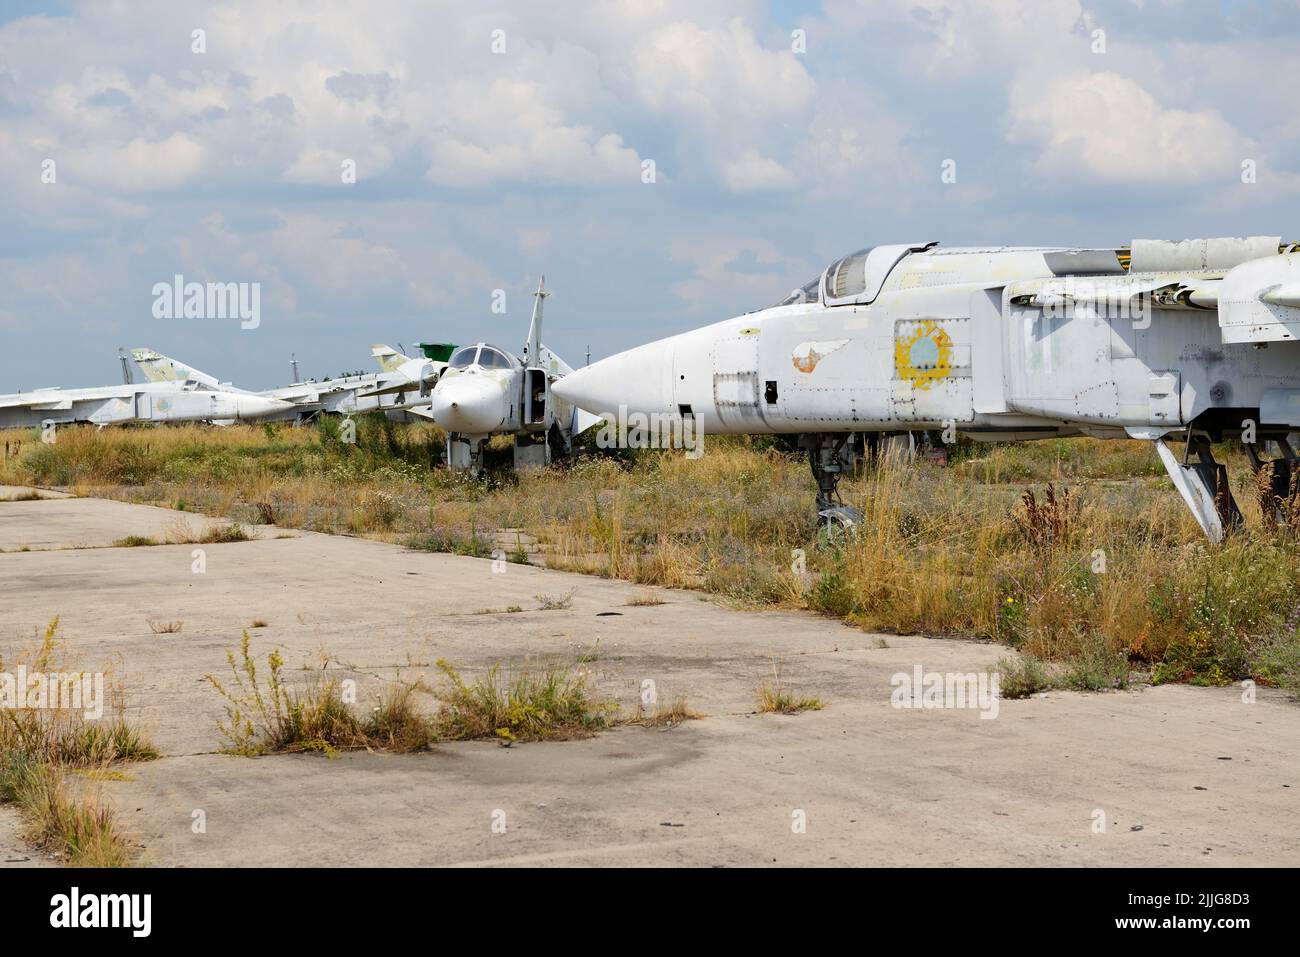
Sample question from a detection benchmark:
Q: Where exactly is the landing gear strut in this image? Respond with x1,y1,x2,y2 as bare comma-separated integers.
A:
799,433,863,547
1185,433,1243,533
1153,432,1241,542
446,434,485,474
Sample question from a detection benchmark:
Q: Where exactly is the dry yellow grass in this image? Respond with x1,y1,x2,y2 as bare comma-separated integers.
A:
755,659,825,714
0,617,157,865
625,694,703,727
4,420,1299,690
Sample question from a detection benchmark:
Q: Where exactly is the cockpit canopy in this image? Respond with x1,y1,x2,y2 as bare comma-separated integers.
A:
824,248,874,300
772,247,875,309
446,344,518,371
774,277,822,308
773,243,938,310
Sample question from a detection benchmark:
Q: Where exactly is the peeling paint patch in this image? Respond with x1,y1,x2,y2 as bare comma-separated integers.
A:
792,338,850,373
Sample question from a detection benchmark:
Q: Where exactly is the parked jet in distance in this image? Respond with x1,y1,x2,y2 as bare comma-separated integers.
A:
554,236,1300,542
0,380,292,429
131,345,444,420
419,276,599,471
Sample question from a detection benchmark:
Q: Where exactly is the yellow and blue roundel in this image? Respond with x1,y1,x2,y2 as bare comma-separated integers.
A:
894,320,952,390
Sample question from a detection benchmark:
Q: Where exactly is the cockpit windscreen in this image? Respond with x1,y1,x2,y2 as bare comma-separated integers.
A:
477,346,513,369
447,346,478,370
773,277,822,308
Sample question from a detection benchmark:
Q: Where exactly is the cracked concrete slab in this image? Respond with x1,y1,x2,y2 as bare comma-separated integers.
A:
0,494,248,552
0,496,1296,867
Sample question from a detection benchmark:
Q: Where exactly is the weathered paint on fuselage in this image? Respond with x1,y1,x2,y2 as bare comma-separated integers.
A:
557,243,1300,439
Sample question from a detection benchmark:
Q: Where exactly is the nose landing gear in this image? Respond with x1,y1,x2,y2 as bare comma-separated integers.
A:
446,434,486,473
800,433,863,548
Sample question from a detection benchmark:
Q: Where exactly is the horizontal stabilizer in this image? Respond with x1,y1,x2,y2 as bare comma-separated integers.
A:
574,409,603,435
537,345,574,377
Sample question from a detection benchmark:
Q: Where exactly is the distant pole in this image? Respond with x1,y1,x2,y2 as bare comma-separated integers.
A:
585,345,590,367
290,353,300,382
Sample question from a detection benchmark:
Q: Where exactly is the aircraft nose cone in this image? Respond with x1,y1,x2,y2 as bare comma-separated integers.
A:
235,396,293,420
429,375,505,434
553,341,674,417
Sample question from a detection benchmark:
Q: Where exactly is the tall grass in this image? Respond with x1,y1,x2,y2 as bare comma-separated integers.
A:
6,421,1299,690
205,631,436,755
433,658,615,743
0,617,157,865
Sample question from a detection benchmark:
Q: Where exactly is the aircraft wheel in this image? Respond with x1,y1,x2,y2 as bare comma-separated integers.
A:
815,505,862,550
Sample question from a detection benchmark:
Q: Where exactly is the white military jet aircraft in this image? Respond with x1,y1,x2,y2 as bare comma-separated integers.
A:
0,380,291,429
553,236,1300,541
131,345,443,420
419,276,599,471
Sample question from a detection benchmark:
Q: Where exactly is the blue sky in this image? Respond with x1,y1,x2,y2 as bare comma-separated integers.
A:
2,0,1298,388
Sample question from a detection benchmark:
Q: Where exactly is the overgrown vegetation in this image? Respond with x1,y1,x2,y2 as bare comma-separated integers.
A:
432,658,614,743
626,694,702,727
756,661,825,714
206,635,616,753
205,632,435,755
625,591,667,607
997,655,1052,699
6,420,1300,692
0,617,157,866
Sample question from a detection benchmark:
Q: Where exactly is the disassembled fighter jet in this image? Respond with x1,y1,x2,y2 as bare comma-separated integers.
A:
418,276,599,471
0,378,292,428
130,345,442,421
554,236,1300,542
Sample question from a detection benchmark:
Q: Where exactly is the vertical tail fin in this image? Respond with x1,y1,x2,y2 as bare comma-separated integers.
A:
525,276,547,368
129,349,221,387
370,344,411,373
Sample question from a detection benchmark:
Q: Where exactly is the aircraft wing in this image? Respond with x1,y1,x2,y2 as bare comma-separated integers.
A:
0,393,75,411
268,386,324,404
357,378,429,399
1007,275,1219,313
1007,251,1300,344
356,360,445,399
